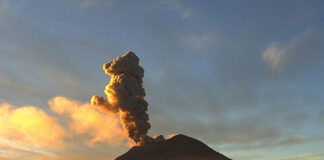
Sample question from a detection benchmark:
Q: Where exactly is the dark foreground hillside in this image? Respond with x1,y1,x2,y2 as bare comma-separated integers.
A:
115,134,231,160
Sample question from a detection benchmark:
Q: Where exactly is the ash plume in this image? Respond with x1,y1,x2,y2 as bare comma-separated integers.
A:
91,51,152,145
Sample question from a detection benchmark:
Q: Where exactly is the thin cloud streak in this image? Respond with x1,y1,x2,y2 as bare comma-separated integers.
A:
283,153,324,160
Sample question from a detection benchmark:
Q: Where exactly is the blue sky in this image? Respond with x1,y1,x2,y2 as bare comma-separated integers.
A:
0,0,323,160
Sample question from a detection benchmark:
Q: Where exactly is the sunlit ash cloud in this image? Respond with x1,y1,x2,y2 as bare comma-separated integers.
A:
49,96,125,146
0,103,65,149
0,96,128,151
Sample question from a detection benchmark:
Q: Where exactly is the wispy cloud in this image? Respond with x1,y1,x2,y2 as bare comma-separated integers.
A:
221,136,324,151
262,42,287,71
179,33,218,49
231,155,262,160
262,29,314,72
0,0,8,20
79,0,114,8
160,0,194,19
320,110,324,122
60,0,114,8
284,153,324,160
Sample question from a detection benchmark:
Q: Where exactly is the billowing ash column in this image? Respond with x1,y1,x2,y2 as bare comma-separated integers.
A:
91,51,152,145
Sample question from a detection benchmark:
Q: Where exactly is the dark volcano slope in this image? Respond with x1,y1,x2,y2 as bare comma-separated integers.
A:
115,134,231,160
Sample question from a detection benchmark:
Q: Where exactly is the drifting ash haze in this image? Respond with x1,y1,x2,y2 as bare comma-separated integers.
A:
92,51,231,160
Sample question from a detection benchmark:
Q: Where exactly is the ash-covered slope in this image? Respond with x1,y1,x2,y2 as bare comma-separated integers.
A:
115,134,231,160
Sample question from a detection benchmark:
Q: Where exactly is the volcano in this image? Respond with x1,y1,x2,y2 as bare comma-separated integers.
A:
115,134,231,160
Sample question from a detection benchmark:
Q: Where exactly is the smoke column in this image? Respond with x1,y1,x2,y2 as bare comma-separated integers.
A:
91,51,152,145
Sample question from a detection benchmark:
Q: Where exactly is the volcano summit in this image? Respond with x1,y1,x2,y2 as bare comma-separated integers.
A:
116,134,231,160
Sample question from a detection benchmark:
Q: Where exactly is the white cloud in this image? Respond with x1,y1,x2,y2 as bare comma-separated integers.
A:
262,29,314,72
262,43,287,71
